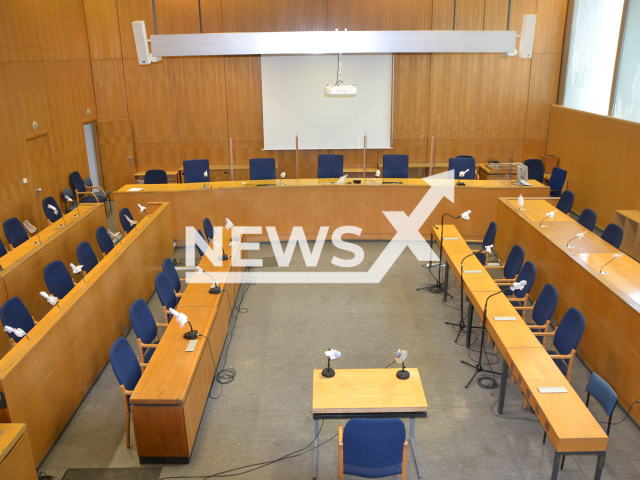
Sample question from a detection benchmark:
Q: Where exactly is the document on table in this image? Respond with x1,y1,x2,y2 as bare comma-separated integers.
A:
128,187,144,191
538,387,568,394
493,316,517,321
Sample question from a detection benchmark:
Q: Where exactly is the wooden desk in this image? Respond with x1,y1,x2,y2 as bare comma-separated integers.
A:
0,204,105,359
312,368,427,480
0,424,37,480
177,164,279,183
0,203,172,463
496,197,640,424
477,163,517,180
133,170,179,184
114,179,549,245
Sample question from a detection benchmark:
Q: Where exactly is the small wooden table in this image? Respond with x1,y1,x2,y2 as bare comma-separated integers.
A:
312,368,428,480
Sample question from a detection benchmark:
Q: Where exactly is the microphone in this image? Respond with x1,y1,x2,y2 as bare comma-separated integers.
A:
23,220,41,245
510,279,527,291
517,194,525,210
337,174,348,184
64,195,80,217
322,348,341,378
124,215,138,230
107,229,121,244
202,170,210,189
4,325,28,341
600,253,623,275
169,307,198,340
195,266,221,294
70,263,86,282
566,230,587,248
394,349,409,380
225,218,238,242
457,169,469,186
454,244,493,339
540,210,557,227
138,204,150,217
213,240,229,261
368,169,381,184
40,291,60,309
48,204,67,226
280,171,286,185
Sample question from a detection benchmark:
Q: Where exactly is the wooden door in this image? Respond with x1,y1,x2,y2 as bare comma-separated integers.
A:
26,134,57,230
97,120,135,192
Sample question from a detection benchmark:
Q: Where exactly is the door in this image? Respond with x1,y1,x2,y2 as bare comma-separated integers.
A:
26,134,57,231
97,120,136,192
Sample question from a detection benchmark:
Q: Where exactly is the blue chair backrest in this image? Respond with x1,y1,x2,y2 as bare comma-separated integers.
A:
318,154,344,179
203,218,214,242
96,226,114,256
43,260,74,299
183,159,209,183
382,155,409,178
162,258,181,294
578,208,597,231
503,244,525,280
250,158,276,180
109,337,141,405
601,223,623,249
475,222,497,264
3,218,29,248
129,299,158,346
513,261,536,299
556,190,574,214
155,272,177,311
343,418,406,478
76,241,99,273
42,197,63,223
144,169,168,184
119,208,134,234
196,229,207,256
586,372,618,418
554,307,585,357
0,239,6,258
0,297,35,343
547,167,567,197
69,171,87,194
523,159,544,183
62,188,77,211
531,284,558,327
448,157,475,179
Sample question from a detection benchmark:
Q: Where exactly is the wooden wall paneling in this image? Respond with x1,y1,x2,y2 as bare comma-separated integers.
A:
273,0,328,31
525,53,561,140
523,138,549,160
432,0,455,30
174,57,228,143
433,138,477,162
34,0,90,61
82,0,123,60
97,120,136,192
134,143,182,171
0,182,38,246
297,150,328,179
618,125,640,212
117,0,169,59
68,60,98,122
169,0,202,34
508,0,537,34
393,54,430,140
379,0,432,30
483,0,509,30
200,0,223,33
454,0,485,30
327,0,380,30
91,59,129,120
533,0,568,54
390,139,429,173
221,0,276,32
180,143,229,166
477,55,531,139
224,56,263,142
123,59,179,144
25,135,58,230
475,138,524,163
0,0,42,62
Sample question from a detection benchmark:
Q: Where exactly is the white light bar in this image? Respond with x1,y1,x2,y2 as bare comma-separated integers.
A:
150,30,517,57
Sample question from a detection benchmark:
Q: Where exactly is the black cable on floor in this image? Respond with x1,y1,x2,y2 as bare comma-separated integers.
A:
490,399,539,422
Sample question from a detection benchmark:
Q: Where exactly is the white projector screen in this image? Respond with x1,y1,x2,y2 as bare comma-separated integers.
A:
261,54,392,150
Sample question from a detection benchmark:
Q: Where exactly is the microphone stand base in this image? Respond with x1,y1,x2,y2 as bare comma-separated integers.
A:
221,254,229,261
396,369,410,380
456,181,466,186
209,286,221,294
183,330,199,340
321,368,335,378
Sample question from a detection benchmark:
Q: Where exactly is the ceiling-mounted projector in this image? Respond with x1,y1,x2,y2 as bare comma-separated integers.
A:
325,52,356,96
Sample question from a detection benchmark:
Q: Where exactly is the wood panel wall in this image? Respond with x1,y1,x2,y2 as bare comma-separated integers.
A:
0,0,97,247
83,0,567,188
547,105,640,230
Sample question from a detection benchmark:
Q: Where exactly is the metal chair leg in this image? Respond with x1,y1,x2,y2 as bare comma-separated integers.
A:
561,455,565,470
542,432,546,444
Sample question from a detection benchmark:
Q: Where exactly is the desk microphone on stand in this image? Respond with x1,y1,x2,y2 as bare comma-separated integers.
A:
65,195,80,217
70,263,86,283
23,220,41,245
213,240,229,261
195,266,221,294
169,307,198,340
322,348,341,378
40,291,60,309
4,325,28,341
124,215,138,230
566,231,587,248
395,349,410,380
138,204,150,217
48,204,67,226
600,253,623,274
457,169,468,186
539,210,557,227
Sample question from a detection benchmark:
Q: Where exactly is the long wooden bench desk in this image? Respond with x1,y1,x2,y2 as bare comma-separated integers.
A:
0,203,172,464
130,232,246,463
113,178,549,245
0,205,105,358
0,423,37,480
496,198,640,424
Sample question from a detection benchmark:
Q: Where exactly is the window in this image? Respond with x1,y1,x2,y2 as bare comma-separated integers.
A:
613,0,640,122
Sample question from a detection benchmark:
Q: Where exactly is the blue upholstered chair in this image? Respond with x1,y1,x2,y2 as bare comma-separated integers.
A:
473,222,497,265
448,156,476,180
525,284,559,343
203,218,214,242
547,167,567,197
499,261,536,312
183,159,210,183
556,190,574,214
42,196,63,224
163,258,184,297
382,154,409,179
0,239,6,258
144,169,168,184
601,223,624,249
62,187,79,214
523,159,545,184
3,218,29,249
119,208,135,234
578,208,597,232
250,158,276,180
535,307,585,382
339,418,407,479
196,229,207,256
130,299,168,364
109,337,143,449
96,226,114,257
486,244,525,283
70,171,109,213
84,177,110,203
43,260,75,300
76,241,99,274
0,297,36,346
155,272,178,322
318,154,344,179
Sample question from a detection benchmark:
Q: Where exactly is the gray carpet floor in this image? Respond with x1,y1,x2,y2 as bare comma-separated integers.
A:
39,223,640,479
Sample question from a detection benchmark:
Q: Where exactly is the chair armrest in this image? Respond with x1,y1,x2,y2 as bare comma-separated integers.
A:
533,331,556,337
87,185,108,197
139,343,157,349
528,324,548,330
508,298,526,304
176,292,184,298
549,353,574,360
338,425,343,445
155,321,169,328
485,265,505,270
78,190,100,202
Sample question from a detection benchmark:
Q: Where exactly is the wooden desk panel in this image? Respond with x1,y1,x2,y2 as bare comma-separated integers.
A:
0,424,37,480
0,204,172,463
503,199,572,224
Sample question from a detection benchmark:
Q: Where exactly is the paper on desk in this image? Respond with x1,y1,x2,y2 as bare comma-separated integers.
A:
128,187,144,192
538,387,568,394
493,316,517,321
463,270,482,274
443,237,460,240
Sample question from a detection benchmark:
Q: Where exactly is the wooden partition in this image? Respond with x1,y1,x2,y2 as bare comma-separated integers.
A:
547,105,640,229
0,424,38,480
0,203,173,463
